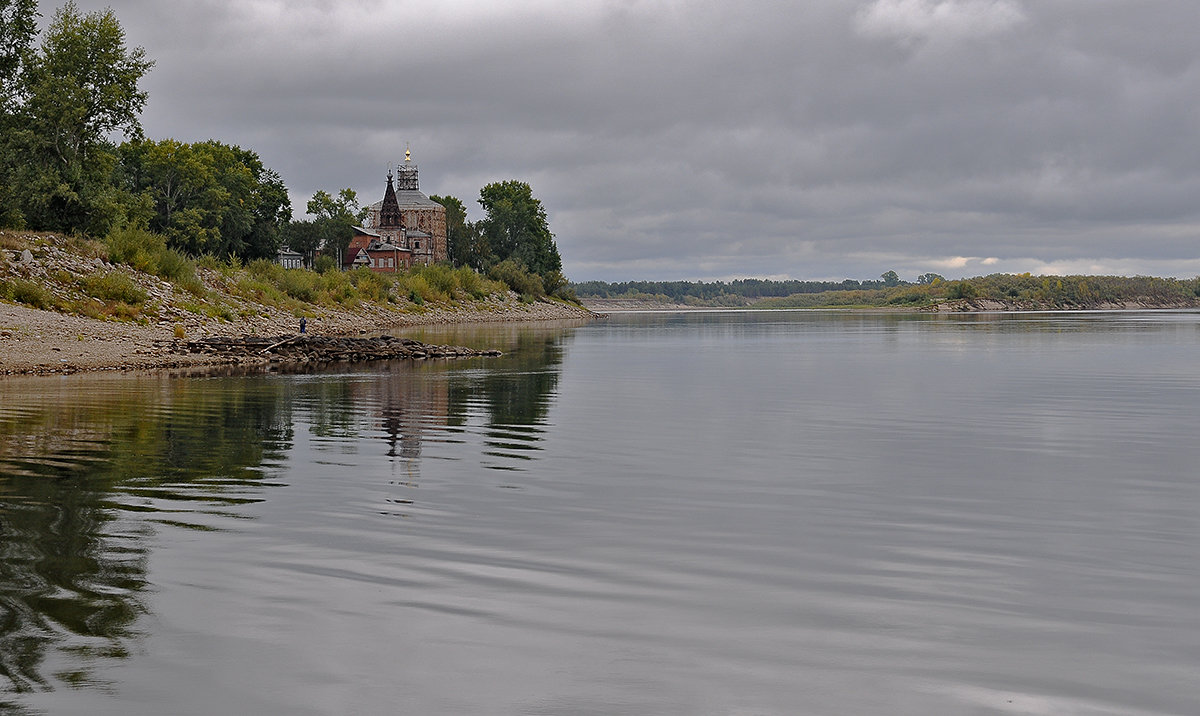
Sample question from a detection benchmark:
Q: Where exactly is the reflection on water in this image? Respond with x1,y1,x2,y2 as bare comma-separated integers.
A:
0,378,294,695
0,324,568,701
3,312,1200,715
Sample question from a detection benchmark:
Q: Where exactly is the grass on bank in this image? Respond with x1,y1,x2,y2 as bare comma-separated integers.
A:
1,228,564,322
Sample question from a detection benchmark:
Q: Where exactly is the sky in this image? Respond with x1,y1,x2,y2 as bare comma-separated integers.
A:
35,0,1200,282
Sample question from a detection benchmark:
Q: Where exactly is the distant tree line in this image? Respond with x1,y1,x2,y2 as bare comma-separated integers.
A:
572,272,1200,310
570,275,910,303
753,273,1200,309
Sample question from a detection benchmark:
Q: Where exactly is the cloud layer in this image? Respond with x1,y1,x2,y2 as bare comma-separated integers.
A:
45,0,1200,281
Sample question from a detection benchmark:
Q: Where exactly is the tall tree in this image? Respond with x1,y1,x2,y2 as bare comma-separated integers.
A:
477,180,561,278
304,187,366,262
283,220,323,267
0,0,38,111
0,0,38,226
430,194,486,269
5,1,152,233
118,138,291,258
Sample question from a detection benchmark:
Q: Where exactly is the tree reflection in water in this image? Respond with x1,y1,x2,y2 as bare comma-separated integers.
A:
0,325,570,699
0,377,293,694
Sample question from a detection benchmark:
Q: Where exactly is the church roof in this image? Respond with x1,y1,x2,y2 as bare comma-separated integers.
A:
368,191,444,211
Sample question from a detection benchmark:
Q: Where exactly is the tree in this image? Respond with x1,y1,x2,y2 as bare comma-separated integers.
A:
430,193,487,269
477,180,561,278
880,270,901,287
0,0,38,227
117,139,291,258
305,187,366,263
3,1,153,233
917,273,945,285
0,0,38,111
283,219,322,267
306,187,366,225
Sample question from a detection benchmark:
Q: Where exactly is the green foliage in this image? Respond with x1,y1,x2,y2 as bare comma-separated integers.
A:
349,268,392,303
750,273,1200,310
946,280,977,299
104,225,202,295
1,1,153,234
105,225,165,271
0,276,51,308
313,254,336,274
303,188,363,263
276,268,317,303
477,180,562,280
412,264,458,300
117,138,291,259
306,188,367,224
0,0,38,111
79,271,145,304
430,194,482,269
489,258,545,299
571,276,905,303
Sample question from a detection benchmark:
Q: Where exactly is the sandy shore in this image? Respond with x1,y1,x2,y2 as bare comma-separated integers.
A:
0,298,594,376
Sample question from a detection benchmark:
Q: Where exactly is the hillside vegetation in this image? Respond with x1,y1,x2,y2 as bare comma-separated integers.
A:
0,230,577,330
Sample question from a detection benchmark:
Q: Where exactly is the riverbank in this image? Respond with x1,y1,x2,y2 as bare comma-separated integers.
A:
0,297,592,375
1,231,594,375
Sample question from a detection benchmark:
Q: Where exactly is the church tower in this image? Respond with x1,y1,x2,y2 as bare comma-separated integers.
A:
379,170,402,229
397,146,419,190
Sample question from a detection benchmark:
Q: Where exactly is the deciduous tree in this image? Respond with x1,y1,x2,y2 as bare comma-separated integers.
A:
477,180,561,278
118,139,291,258
1,2,152,233
304,187,366,263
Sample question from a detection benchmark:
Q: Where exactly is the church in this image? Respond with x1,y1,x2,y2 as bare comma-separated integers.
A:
342,149,449,272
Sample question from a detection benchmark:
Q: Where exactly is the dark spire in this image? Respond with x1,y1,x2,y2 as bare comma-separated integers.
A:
379,170,402,228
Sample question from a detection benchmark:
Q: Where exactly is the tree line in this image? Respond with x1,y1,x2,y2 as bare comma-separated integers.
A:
570,275,912,302
1,2,565,297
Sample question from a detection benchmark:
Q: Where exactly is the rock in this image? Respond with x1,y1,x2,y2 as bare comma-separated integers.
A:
19,249,33,265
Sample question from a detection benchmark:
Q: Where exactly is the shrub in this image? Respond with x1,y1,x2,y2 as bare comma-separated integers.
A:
351,268,392,303
105,226,203,293
156,248,195,283
414,264,457,300
488,259,544,298
277,269,318,302
313,254,336,274
105,226,166,273
1,278,51,309
80,272,147,305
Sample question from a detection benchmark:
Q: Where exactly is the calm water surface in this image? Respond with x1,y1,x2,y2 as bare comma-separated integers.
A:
2,311,1199,715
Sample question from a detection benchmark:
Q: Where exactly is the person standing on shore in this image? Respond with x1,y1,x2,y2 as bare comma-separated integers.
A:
300,317,307,334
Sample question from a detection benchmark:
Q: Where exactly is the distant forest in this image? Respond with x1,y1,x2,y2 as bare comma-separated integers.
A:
570,276,907,305
571,273,1200,310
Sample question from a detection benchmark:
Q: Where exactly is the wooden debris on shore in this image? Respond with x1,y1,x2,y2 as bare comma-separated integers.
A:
166,334,501,364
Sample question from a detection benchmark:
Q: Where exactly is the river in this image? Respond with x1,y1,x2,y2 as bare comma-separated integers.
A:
2,310,1199,715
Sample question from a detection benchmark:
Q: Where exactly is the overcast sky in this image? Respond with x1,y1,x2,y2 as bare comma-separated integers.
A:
38,0,1200,282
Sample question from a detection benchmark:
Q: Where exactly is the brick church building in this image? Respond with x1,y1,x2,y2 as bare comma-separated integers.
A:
343,149,448,272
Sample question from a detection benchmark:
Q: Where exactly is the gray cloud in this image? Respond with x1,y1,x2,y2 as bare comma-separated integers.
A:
42,0,1200,281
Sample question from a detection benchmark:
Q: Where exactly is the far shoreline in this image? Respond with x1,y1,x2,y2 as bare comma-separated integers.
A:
579,297,1200,313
